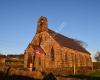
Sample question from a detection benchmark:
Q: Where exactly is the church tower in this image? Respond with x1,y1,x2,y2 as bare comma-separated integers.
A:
36,16,48,33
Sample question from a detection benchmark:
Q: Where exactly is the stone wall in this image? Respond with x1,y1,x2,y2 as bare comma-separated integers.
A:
0,58,5,64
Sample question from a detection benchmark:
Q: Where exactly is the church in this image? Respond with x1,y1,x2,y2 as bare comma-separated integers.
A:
24,16,92,74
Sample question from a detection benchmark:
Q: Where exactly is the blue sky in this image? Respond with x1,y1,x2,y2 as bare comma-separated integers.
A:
0,0,100,60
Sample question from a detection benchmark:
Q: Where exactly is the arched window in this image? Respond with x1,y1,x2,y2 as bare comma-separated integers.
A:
28,54,32,63
50,47,55,61
39,36,42,46
27,54,32,67
64,53,67,62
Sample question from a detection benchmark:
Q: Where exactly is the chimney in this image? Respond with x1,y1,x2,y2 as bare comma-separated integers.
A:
36,16,48,33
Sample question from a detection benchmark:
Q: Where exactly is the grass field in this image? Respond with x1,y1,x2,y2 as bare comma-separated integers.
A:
59,69,100,80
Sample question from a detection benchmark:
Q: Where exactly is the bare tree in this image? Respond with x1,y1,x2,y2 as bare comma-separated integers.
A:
95,51,100,62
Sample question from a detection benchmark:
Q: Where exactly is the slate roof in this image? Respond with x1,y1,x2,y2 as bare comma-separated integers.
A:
48,29,90,54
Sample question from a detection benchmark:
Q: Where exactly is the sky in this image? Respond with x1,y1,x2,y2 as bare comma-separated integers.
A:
0,0,100,61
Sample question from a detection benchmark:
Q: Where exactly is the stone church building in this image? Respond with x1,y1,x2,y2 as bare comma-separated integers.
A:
24,16,92,74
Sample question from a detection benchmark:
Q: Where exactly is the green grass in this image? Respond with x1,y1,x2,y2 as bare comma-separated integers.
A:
85,69,100,77
57,70,100,80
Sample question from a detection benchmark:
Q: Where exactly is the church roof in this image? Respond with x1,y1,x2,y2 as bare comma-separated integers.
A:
48,29,90,54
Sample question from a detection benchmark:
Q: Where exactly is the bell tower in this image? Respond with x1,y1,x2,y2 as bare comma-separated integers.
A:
36,16,48,33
